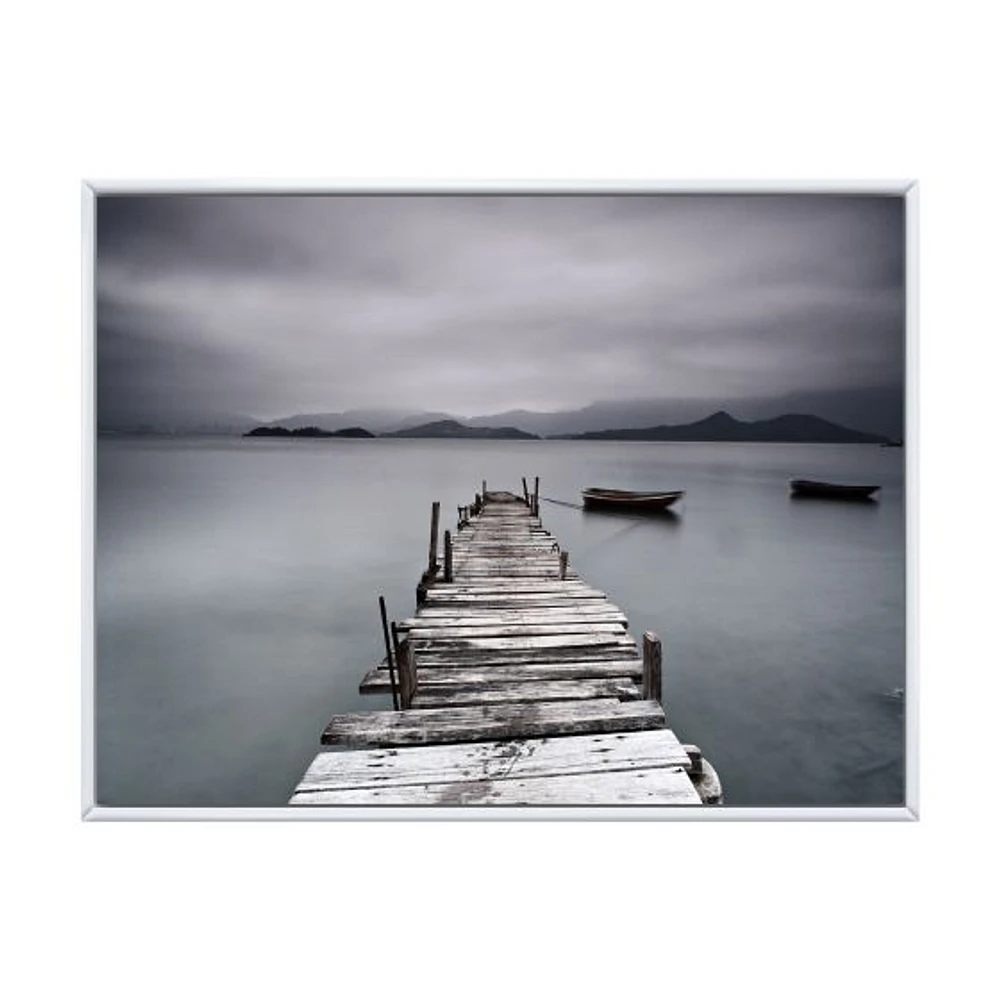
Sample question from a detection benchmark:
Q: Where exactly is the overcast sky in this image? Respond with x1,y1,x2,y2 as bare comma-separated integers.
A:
96,193,905,422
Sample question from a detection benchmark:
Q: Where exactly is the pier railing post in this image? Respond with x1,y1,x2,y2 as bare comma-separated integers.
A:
522,477,530,505
533,476,540,516
444,529,453,583
482,479,487,502
393,626,417,710
427,501,441,575
379,596,400,711
559,550,569,580
682,744,704,777
643,631,663,704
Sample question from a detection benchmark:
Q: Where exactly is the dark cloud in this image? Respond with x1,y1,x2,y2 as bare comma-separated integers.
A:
95,192,905,424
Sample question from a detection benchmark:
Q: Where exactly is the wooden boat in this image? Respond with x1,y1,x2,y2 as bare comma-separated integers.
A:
581,487,685,511
789,479,880,500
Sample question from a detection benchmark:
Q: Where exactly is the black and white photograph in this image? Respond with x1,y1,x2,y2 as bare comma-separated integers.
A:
90,188,910,812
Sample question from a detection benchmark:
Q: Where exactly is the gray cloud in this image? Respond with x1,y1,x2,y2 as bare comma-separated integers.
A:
96,193,905,424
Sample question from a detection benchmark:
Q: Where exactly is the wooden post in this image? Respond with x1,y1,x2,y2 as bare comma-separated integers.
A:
559,550,569,580
522,477,530,505
533,476,539,514
391,622,416,710
378,596,399,711
643,631,663,704
444,529,453,583
427,501,440,575
482,480,487,504
682,744,704,776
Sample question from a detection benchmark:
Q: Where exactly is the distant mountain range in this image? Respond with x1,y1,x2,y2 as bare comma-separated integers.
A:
98,388,902,442
566,411,888,444
239,413,882,443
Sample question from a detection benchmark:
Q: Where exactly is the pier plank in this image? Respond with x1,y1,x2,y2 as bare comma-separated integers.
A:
321,698,666,747
404,606,624,620
425,585,599,594
405,622,628,640
412,633,636,651
410,648,641,668
292,767,700,805
421,596,615,609
399,613,628,629
295,729,692,795
358,658,645,693
410,677,640,707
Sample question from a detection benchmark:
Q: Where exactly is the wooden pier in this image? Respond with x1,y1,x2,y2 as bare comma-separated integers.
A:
290,484,721,807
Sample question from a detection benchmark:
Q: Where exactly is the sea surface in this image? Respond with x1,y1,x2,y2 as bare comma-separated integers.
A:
95,437,906,808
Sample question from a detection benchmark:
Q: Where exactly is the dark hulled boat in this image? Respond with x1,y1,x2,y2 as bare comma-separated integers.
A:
581,487,685,512
789,479,880,500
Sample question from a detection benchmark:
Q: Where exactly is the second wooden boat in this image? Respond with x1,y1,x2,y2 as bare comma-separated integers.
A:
581,487,685,512
789,479,880,500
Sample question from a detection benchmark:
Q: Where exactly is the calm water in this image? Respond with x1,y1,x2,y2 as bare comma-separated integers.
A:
95,438,906,808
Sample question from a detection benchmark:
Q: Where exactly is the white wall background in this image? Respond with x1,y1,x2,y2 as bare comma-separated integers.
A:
2,2,995,998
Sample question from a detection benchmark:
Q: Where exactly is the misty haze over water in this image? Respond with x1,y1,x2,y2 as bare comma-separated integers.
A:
96,437,905,808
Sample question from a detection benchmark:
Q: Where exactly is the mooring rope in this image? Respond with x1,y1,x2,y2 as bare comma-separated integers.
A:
540,496,586,511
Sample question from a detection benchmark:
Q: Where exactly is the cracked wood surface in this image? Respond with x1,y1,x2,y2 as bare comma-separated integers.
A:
321,698,667,747
292,730,698,805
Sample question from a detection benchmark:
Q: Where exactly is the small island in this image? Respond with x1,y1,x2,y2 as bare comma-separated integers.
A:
381,419,538,440
244,425,375,438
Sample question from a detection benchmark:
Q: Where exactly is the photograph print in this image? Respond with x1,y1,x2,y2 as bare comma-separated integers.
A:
89,187,910,814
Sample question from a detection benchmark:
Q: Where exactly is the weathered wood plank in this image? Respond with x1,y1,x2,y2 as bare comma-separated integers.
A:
411,647,642,668
455,544,551,551
458,535,548,542
451,539,558,547
453,576,583,584
452,552,561,558
399,612,628,629
451,571,569,579
295,729,693,795
404,606,625,620
292,766,700,805
321,698,666,746
411,633,636,651
420,605,614,616
452,542,557,548
424,588,605,600
359,658,646,693
422,595,615,608
410,677,639,707
426,582,602,593
406,622,628,640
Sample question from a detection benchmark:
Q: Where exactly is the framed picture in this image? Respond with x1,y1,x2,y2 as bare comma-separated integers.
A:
83,182,915,818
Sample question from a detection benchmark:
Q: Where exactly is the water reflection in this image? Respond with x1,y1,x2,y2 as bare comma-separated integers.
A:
580,507,682,528
788,494,879,506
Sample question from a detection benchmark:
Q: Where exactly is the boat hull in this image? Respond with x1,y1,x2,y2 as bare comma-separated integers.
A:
789,479,879,500
581,488,684,512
